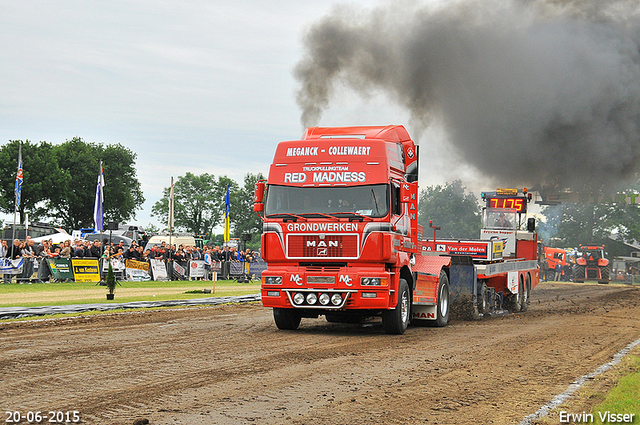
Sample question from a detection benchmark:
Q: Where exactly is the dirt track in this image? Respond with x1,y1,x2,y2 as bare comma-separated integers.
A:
1,282,639,425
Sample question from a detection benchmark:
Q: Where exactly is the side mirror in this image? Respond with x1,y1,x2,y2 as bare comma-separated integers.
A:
253,180,266,212
527,217,536,232
400,181,417,203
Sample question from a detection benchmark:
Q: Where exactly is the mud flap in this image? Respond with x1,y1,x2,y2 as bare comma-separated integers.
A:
448,256,477,320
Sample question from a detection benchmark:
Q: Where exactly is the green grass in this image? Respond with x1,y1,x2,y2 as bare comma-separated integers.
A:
592,355,640,424
0,279,261,308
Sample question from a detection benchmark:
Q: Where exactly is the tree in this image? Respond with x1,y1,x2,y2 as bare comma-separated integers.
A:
0,140,68,225
0,138,143,229
542,187,640,250
151,173,240,237
49,138,145,230
418,180,481,239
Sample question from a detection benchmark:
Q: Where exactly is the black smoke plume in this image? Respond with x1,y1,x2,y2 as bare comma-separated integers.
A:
294,0,640,189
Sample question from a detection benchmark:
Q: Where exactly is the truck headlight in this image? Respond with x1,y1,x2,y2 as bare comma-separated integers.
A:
331,293,343,305
306,293,318,305
264,276,283,285
361,277,387,286
319,293,331,305
293,292,305,305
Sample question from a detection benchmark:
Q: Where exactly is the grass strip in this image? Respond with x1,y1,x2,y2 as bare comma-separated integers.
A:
0,279,260,307
592,355,640,424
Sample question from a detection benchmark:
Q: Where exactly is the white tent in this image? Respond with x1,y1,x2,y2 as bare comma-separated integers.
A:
30,230,79,245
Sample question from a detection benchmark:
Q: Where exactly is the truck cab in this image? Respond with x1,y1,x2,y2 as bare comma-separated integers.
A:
255,126,420,334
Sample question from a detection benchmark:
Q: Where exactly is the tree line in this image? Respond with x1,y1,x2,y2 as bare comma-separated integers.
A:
150,172,264,245
0,138,144,230
2,138,637,253
0,138,263,244
417,179,640,257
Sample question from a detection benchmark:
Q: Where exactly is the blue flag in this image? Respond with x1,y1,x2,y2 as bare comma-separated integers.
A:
224,184,230,242
14,147,23,208
93,162,105,232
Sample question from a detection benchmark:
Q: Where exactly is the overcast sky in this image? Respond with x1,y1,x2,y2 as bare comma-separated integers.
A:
12,0,624,231
2,0,450,230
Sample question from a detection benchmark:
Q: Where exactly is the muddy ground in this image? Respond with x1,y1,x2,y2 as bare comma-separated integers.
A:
1,282,639,425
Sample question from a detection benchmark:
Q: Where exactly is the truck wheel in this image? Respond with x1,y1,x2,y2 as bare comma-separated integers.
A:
599,265,610,284
521,275,531,312
573,265,585,283
273,308,301,330
382,278,410,335
478,282,488,315
428,270,450,327
505,278,523,313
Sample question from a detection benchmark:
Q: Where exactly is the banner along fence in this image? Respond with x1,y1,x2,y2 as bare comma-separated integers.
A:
8,257,268,282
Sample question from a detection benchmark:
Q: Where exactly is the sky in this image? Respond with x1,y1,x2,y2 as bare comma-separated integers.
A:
2,0,639,231
0,0,422,230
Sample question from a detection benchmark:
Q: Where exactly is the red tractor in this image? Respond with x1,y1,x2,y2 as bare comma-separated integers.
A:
573,244,610,284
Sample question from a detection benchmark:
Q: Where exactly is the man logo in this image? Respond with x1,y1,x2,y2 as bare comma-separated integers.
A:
339,275,353,286
317,248,328,256
290,274,303,285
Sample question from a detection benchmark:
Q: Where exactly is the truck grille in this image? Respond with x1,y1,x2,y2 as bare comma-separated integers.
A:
287,234,359,259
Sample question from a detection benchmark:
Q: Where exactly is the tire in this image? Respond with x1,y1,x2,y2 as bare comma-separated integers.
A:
428,270,450,327
273,308,301,330
599,265,610,284
478,282,488,315
521,274,531,312
505,277,523,313
382,278,410,335
573,265,585,283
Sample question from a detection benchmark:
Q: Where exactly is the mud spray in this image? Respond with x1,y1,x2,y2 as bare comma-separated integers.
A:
294,0,640,190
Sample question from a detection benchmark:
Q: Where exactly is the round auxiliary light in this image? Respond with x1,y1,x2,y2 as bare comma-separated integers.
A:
319,293,331,305
331,293,343,306
306,293,318,305
293,292,305,305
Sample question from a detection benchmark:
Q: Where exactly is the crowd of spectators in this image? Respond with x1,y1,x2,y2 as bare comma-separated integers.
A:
1,235,261,283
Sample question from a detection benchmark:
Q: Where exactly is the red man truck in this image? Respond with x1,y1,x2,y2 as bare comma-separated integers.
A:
254,126,539,334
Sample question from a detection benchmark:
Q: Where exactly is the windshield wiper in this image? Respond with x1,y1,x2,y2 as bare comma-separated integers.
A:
329,212,372,222
371,189,380,216
265,213,307,222
298,213,340,221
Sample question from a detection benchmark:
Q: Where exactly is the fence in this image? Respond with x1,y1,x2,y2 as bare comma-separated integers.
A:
1,257,267,283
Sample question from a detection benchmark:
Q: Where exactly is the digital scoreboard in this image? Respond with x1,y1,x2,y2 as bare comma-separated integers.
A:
486,196,527,213
482,188,530,213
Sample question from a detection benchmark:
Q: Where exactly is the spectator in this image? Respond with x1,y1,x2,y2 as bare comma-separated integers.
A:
124,245,139,260
243,249,254,263
20,237,36,283
554,262,562,281
49,246,61,258
90,240,102,258
203,246,212,280
4,239,22,283
72,240,85,258
191,246,202,260
0,239,7,283
60,240,72,258
173,247,186,262
112,247,124,259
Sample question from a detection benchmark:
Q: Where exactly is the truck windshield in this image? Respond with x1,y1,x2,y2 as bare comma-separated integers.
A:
483,208,517,230
265,184,389,218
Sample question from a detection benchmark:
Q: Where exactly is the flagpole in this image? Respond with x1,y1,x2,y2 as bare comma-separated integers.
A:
224,183,230,243
12,143,22,243
93,161,105,233
168,177,174,248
